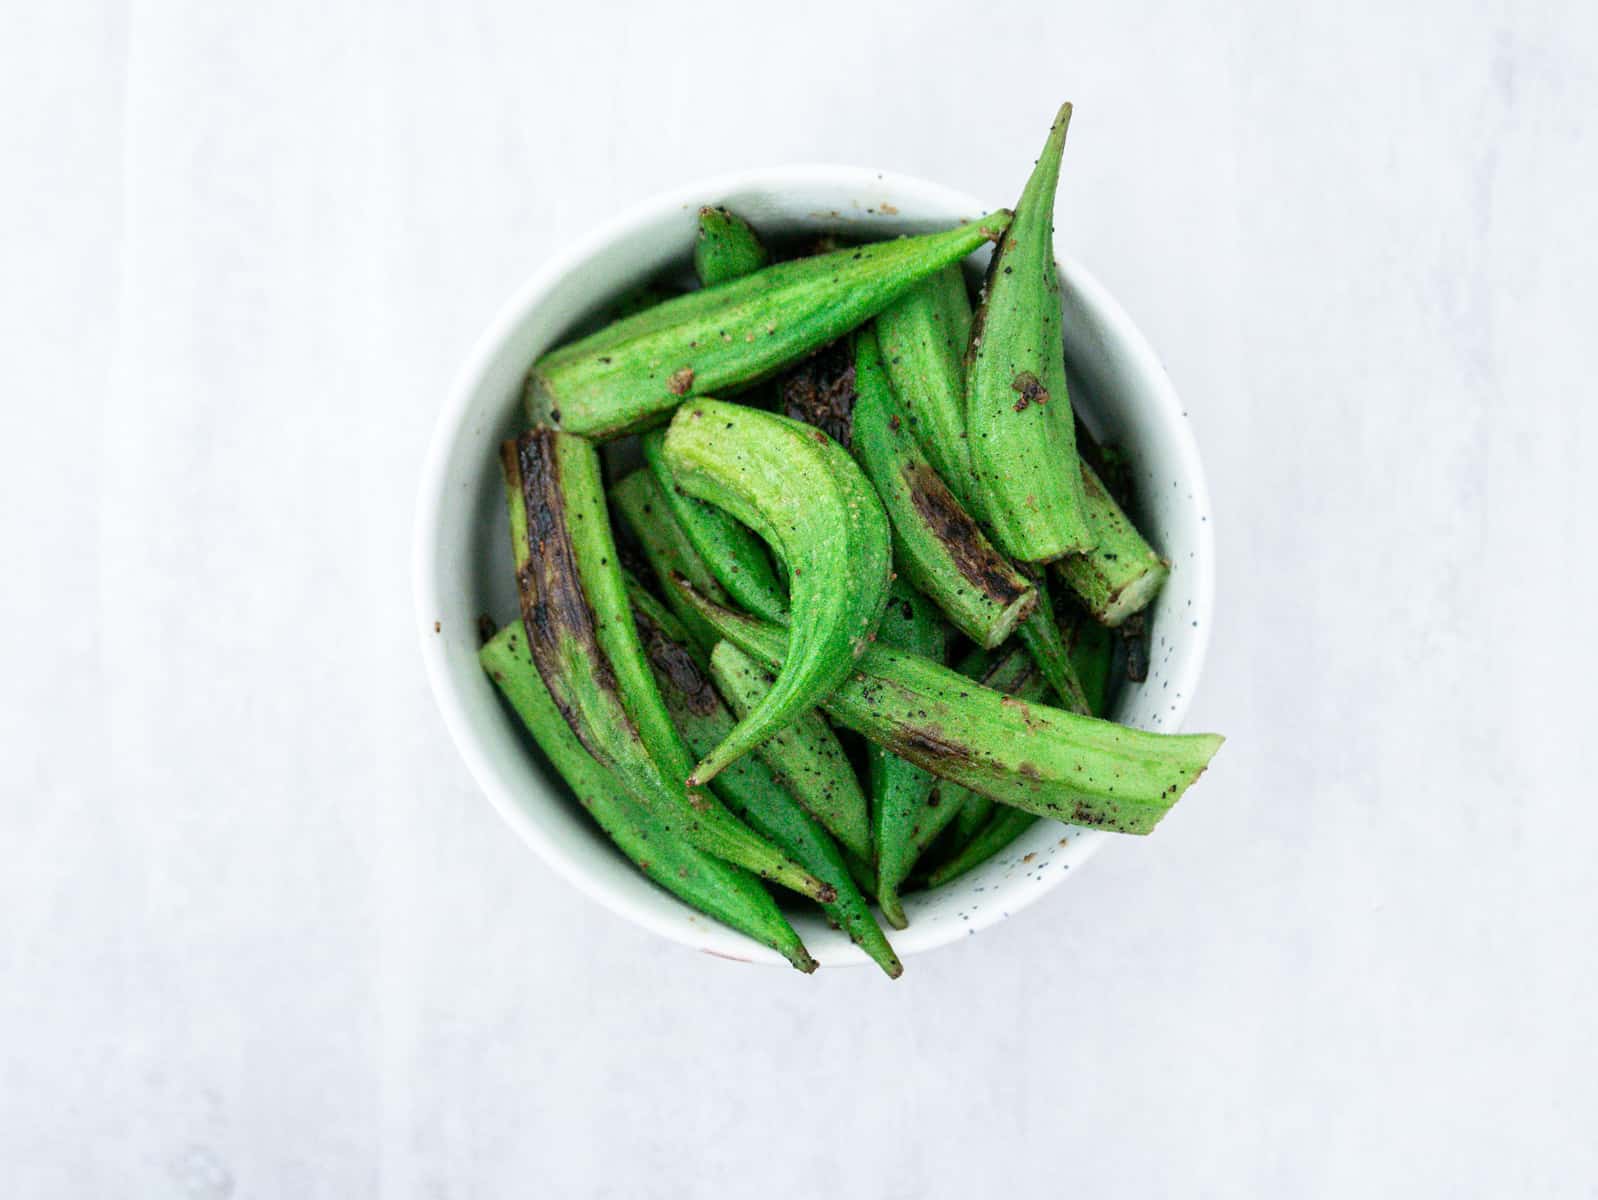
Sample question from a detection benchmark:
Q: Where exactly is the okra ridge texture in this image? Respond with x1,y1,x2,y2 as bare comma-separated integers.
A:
628,595,902,978
850,324,1037,649
965,101,1094,561
641,428,788,623
525,212,1013,440
501,428,834,903
674,578,1223,835
865,583,952,930
708,639,874,864
662,400,892,787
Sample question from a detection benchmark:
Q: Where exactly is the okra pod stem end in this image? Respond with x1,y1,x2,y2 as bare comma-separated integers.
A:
1099,560,1170,627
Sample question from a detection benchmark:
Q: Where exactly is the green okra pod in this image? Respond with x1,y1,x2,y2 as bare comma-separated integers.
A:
627,591,901,977
641,428,788,623
609,468,729,652
867,261,1086,698
929,616,1117,886
480,622,816,971
674,579,1223,834
928,804,1034,889
693,206,770,287
867,584,953,929
663,400,892,786
1053,463,1170,627
851,325,1036,649
1014,565,1090,715
965,102,1093,560
526,213,1012,440
942,643,1044,846
501,430,834,903
708,640,872,863
874,264,975,495
1065,610,1117,716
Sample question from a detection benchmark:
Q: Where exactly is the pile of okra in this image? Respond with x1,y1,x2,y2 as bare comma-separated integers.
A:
481,104,1224,975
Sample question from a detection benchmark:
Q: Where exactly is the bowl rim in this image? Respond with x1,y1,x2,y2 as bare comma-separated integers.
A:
413,163,1215,967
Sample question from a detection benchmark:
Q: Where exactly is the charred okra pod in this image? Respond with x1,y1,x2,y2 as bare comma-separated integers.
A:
481,622,816,971
627,589,901,977
663,400,892,786
851,326,1036,648
502,429,833,902
965,102,1093,560
526,213,1012,439
675,579,1222,834
867,584,953,929
870,263,1087,700
641,429,788,622
693,206,770,287
708,640,872,863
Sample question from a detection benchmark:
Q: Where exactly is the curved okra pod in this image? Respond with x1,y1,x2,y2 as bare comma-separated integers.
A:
1053,463,1169,626
628,591,901,977
663,400,892,786
501,430,833,903
874,264,975,495
480,623,816,971
526,212,1012,440
929,615,1117,886
609,468,729,652
965,102,1093,561
693,206,770,287
868,584,953,929
641,429,788,622
708,640,872,863
851,325,1036,648
674,579,1223,833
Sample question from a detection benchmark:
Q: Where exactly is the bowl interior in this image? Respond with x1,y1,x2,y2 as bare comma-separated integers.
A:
414,167,1213,967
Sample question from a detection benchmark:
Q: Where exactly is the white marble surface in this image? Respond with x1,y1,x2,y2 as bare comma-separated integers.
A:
4,1,1596,1195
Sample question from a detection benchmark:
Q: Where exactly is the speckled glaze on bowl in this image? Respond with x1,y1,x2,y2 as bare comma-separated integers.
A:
413,167,1214,968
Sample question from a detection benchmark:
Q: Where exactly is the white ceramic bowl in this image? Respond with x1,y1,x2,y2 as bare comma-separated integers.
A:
414,166,1213,968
